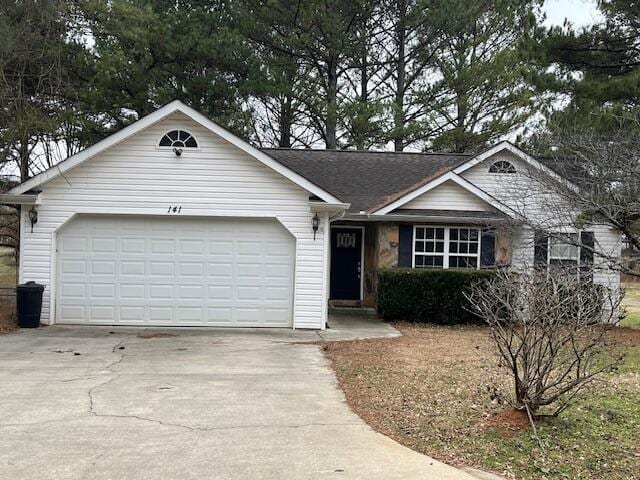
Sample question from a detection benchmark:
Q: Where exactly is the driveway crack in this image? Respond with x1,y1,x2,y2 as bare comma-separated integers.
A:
83,334,363,434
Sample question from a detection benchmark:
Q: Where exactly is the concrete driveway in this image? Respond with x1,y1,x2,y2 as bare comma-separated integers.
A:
0,324,476,480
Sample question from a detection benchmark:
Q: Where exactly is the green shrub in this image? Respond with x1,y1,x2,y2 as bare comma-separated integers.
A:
377,268,495,324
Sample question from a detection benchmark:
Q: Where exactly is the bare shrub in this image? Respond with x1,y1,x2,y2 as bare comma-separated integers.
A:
465,268,623,418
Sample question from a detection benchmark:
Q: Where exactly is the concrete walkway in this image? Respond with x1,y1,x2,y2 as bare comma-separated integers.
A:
0,322,476,480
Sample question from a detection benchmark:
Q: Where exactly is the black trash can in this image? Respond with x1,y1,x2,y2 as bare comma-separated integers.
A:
17,281,45,328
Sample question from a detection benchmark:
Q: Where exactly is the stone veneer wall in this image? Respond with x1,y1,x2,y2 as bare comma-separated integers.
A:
376,223,399,268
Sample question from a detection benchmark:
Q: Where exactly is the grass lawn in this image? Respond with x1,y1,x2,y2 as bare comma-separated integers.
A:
622,283,640,329
323,323,640,480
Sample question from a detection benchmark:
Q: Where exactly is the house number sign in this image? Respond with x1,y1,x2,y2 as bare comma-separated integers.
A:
167,205,183,213
336,233,356,248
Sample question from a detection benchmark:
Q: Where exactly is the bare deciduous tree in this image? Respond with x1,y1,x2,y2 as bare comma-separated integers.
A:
466,268,623,419
526,131,640,276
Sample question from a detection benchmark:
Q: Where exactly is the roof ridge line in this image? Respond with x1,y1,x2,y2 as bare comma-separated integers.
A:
261,147,472,156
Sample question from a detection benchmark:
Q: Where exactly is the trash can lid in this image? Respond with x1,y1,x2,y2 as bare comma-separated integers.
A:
17,281,45,291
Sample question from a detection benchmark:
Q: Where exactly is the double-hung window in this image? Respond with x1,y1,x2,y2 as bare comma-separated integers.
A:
548,234,580,268
413,226,481,269
535,231,594,279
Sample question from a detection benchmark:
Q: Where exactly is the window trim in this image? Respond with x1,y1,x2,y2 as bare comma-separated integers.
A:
412,225,482,270
157,129,200,150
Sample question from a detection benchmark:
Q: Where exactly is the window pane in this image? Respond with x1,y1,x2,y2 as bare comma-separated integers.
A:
451,256,477,268
167,130,179,141
449,242,458,253
426,228,434,239
435,241,444,253
416,241,425,253
425,256,443,268
460,229,468,241
185,136,197,147
416,227,425,240
549,236,579,260
159,135,172,146
459,243,468,254
469,243,478,254
470,229,478,241
426,242,434,253
449,228,457,240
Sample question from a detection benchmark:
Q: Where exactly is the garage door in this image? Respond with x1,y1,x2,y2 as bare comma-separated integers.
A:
56,215,295,327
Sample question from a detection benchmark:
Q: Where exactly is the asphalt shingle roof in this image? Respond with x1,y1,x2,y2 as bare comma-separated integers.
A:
262,148,472,212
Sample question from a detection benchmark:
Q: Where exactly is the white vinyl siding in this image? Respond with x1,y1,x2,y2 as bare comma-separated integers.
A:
402,180,495,211
20,112,327,329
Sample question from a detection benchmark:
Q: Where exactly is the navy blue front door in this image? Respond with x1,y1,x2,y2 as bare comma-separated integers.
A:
330,227,363,300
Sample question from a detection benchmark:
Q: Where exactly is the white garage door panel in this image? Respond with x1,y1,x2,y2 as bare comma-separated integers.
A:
56,216,295,327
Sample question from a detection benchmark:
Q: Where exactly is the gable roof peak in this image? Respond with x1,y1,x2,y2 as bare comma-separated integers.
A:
8,100,343,205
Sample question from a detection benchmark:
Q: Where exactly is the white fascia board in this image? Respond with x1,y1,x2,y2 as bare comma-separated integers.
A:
373,172,521,219
0,193,41,205
453,141,578,190
8,100,343,204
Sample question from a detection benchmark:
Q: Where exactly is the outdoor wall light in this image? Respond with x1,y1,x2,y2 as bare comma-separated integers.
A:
312,213,319,240
28,207,38,233
173,147,183,157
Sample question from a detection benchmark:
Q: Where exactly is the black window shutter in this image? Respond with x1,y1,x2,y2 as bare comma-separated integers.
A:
580,231,595,265
534,231,548,269
480,229,496,267
398,225,413,267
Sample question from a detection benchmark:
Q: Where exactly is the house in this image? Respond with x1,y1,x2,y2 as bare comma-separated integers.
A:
1,101,622,329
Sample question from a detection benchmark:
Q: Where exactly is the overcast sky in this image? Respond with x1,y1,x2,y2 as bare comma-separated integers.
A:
543,0,603,27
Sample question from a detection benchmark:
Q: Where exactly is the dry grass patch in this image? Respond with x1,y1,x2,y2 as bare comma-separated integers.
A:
323,323,640,480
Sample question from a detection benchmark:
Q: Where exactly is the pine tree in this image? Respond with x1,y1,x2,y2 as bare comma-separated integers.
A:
427,0,540,152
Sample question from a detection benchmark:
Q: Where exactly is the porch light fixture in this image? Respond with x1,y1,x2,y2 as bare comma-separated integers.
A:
28,207,38,233
312,213,319,240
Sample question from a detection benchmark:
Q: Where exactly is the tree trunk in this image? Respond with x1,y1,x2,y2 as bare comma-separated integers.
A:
393,0,407,152
19,138,30,181
356,28,369,150
278,96,292,148
325,57,338,149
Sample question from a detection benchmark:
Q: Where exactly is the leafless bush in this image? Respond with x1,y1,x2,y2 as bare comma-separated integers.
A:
465,268,623,418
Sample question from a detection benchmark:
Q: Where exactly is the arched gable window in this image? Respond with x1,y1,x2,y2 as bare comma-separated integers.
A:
489,160,516,174
159,130,198,148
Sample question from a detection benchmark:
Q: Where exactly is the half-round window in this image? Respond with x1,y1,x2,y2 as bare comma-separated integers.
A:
159,130,198,148
489,160,516,174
